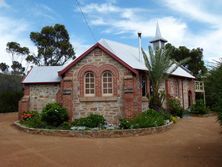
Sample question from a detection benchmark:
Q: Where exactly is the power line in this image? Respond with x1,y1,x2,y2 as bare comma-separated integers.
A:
75,0,97,42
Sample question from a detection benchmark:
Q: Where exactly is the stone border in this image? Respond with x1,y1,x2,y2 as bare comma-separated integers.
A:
13,121,174,138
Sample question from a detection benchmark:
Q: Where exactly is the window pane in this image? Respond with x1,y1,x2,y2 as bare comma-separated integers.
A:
103,83,107,88
85,72,95,95
103,89,107,93
108,89,112,93
108,83,112,88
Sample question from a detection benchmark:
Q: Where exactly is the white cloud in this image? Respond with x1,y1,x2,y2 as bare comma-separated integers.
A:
31,4,59,20
77,1,222,63
77,2,187,44
0,16,35,67
161,0,221,26
0,0,10,8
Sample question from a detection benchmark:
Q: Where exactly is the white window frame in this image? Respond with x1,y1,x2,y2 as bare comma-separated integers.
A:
102,71,113,96
84,72,95,97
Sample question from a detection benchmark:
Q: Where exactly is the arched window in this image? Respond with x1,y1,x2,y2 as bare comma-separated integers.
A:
102,71,113,96
84,72,95,96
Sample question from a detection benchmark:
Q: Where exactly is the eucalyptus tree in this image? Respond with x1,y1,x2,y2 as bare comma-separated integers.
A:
29,24,75,66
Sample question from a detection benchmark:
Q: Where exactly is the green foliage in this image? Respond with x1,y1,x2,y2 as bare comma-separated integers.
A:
167,97,184,118
119,119,131,129
41,103,68,127
159,110,172,120
0,73,23,113
142,46,189,110
119,109,168,129
29,24,75,66
11,61,25,75
0,91,23,113
0,63,9,72
170,116,177,123
190,99,209,115
20,111,46,128
218,112,222,126
6,41,29,74
165,43,207,79
205,61,222,112
72,114,105,128
58,122,71,130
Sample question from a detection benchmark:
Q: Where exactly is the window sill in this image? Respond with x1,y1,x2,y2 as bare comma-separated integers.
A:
79,96,118,102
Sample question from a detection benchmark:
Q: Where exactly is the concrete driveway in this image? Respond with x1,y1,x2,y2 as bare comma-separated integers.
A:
0,112,221,167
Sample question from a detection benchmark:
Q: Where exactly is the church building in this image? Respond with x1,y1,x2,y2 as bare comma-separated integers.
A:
19,25,195,124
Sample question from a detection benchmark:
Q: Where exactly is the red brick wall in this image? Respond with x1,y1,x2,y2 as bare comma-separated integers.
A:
18,86,30,119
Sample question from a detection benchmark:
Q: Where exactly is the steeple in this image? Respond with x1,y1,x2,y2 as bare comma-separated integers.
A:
150,22,167,49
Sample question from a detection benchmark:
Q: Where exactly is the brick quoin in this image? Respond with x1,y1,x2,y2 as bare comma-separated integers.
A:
18,86,30,119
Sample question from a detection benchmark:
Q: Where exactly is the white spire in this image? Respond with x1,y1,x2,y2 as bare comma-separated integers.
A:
150,21,167,44
155,21,162,39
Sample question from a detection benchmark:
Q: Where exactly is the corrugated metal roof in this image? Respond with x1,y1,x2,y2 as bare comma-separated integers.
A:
23,39,195,83
98,39,195,79
22,66,63,83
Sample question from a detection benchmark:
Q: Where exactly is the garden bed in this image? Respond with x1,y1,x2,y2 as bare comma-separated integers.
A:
13,121,174,138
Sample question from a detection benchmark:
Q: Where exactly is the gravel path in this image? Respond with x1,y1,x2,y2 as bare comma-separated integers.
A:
0,112,221,167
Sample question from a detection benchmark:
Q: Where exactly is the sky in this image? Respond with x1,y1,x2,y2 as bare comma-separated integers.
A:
0,0,222,68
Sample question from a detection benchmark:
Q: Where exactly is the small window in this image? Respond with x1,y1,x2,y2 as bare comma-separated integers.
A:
142,75,147,97
102,71,112,96
175,79,179,97
84,72,95,96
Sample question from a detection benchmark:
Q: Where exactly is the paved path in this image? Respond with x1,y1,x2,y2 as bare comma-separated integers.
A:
0,113,221,167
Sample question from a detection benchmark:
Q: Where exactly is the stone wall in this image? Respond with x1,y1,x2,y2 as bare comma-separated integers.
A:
61,47,139,124
29,84,59,111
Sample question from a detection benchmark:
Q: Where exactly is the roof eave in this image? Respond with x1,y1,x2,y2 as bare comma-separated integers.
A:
58,42,138,76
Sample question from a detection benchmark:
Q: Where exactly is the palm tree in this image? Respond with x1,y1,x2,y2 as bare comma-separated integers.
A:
142,46,189,111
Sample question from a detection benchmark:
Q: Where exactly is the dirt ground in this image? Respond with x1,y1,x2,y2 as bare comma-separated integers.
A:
0,113,221,167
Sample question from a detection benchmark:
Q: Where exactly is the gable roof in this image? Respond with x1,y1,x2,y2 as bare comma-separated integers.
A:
23,38,195,84
58,42,138,76
22,66,63,84
98,39,195,79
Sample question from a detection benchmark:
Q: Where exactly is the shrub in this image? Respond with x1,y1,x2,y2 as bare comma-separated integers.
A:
0,73,23,113
72,114,105,128
0,91,23,113
41,103,68,127
190,99,209,115
119,109,167,129
58,122,71,130
119,119,131,129
159,110,171,120
167,97,184,118
170,116,177,123
218,111,222,126
20,111,46,128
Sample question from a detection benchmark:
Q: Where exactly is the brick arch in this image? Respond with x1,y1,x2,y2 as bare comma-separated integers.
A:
98,64,119,79
78,65,99,97
99,64,119,96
